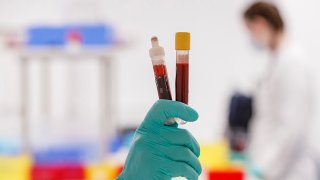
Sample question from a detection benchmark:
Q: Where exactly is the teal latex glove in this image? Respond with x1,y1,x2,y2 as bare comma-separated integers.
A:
116,100,202,180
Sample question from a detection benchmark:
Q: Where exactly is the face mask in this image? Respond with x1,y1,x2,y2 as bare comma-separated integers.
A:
250,38,265,51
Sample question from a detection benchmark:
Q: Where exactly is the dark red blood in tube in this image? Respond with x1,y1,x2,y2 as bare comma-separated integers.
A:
153,64,172,100
176,63,189,104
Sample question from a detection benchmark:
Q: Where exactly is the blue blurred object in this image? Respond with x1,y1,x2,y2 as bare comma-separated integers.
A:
109,128,136,153
228,92,253,152
67,24,114,45
109,135,122,153
27,26,65,46
122,131,135,147
27,24,115,47
228,92,253,131
33,143,99,165
0,139,20,155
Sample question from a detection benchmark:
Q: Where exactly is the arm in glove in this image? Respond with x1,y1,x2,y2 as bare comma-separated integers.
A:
116,100,202,180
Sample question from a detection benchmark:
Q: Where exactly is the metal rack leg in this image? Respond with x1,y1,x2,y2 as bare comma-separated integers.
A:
20,57,29,154
40,57,51,124
99,57,113,160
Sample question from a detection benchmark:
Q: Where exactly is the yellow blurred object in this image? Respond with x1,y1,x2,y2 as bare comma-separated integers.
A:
0,155,31,180
199,140,231,170
86,164,121,180
175,32,190,50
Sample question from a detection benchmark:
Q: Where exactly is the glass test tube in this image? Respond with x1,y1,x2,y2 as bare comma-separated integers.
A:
149,36,176,125
175,32,191,124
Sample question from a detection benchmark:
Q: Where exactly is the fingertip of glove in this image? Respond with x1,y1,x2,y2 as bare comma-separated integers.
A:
153,99,199,122
186,107,199,122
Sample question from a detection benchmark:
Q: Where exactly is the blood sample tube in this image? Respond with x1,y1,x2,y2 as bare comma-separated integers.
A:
149,36,172,100
149,36,175,125
175,32,190,124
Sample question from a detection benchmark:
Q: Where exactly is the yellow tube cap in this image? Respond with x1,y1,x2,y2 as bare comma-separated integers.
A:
175,32,190,50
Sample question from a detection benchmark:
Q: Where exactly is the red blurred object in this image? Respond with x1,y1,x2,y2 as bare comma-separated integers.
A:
31,164,85,180
67,30,82,43
116,165,124,176
208,169,244,180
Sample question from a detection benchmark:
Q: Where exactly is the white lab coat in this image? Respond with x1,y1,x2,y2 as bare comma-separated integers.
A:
248,40,318,180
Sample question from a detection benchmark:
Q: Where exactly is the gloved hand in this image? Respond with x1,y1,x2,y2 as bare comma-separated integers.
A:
116,100,202,180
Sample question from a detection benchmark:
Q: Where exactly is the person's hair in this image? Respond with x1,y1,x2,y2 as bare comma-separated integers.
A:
244,1,285,32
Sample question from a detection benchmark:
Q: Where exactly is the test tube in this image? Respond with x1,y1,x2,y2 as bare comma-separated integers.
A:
175,32,190,124
149,36,176,125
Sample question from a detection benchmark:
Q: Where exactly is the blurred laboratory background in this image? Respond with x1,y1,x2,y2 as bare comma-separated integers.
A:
0,0,320,179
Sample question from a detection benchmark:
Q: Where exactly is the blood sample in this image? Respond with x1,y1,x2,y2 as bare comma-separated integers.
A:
174,32,190,124
149,36,176,125
176,58,189,104
153,64,172,99
175,32,190,104
149,36,172,100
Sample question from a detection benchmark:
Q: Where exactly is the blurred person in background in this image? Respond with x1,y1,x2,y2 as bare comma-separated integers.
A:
243,1,317,180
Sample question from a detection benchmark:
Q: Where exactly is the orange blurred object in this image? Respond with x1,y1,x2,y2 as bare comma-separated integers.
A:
85,164,123,180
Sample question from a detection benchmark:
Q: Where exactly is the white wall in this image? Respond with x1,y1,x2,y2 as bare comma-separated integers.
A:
0,0,319,146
